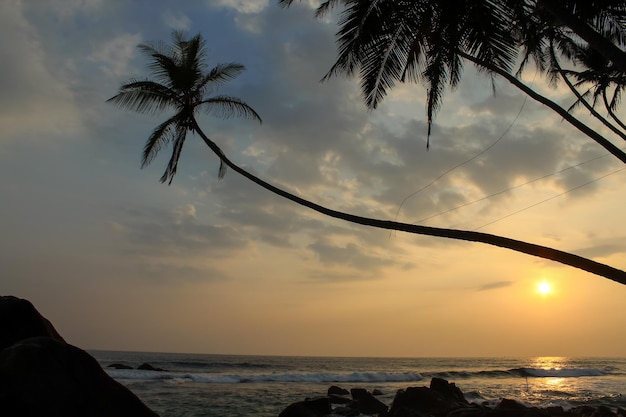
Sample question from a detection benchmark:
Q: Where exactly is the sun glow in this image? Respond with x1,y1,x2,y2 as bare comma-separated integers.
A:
537,281,552,295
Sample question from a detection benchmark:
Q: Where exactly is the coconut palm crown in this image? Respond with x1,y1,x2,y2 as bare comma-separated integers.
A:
279,0,626,160
107,31,262,184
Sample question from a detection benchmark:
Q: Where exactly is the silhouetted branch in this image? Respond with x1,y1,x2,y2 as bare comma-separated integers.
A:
191,118,626,286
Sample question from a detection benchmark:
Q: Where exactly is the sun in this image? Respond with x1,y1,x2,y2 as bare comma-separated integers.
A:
537,281,552,295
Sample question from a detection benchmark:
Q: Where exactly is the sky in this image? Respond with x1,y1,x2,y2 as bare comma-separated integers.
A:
2,0,626,358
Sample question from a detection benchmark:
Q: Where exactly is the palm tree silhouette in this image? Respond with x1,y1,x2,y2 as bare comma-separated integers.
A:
108,31,626,286
278,0,626,161
107,31,262,184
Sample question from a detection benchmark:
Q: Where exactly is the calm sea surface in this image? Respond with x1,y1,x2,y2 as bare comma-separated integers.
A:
90,352,626,417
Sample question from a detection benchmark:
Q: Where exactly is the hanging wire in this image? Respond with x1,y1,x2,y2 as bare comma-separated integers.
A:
411,152,615,225
393,69,538,224
473,166,626,230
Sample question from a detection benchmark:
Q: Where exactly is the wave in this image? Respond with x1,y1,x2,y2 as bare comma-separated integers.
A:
165,360,276,370
511,368,608,378
106,370,424,384
426,367,609,380
105,367,611,385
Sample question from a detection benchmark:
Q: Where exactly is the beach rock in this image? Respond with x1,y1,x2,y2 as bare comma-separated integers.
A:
0,336,159,417
333,402,361,416
0,295,159,417
279,396,331,417
351,388,389,414
329,385,350,396
0,295,64,351
430,377,467,404
279,378,625,417
329,393,353,404
108,363,134,370
372,388,384,395
138,362,166,372
386,379,469,417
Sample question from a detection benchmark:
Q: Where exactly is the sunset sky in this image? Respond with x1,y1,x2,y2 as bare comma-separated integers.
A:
2,0,626,358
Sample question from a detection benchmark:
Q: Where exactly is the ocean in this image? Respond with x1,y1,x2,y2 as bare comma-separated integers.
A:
90,352,626,417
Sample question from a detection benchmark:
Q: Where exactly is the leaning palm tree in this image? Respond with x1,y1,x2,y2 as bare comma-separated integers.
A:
107,31,262,184
108,31,626,286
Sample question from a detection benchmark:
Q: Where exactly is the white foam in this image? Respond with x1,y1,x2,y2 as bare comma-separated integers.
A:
105,369,423,384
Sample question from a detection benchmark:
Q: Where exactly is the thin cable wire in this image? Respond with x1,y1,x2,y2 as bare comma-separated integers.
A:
393,70,538,224
412,151,614,224
474,166,626,230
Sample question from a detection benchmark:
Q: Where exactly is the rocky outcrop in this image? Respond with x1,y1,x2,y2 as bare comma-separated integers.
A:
108,363,134,370
137,362,167,372
280,378,626,417
351,388,389,415
387,378,470,417
0,296,65,351
279,396,331,417
0,296,159,417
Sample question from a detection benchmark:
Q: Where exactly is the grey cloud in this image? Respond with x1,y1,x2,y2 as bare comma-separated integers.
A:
113,205,252,257
308,239,394,270
129,262,229,285
475,280,514,291
575,241,626,259
305,269,379,282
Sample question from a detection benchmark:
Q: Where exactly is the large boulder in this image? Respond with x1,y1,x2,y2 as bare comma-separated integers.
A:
387,378,469,417
279,397,331,417
0,296,159,417
351,388,389,415
0,295,64,351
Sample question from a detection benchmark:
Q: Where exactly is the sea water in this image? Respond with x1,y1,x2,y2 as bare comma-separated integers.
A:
90,352,626,417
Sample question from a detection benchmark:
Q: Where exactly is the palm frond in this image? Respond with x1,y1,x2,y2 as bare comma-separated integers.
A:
198,63,247,95
142,114,183,167
199,96,262,123
462,0,517,74
324,0,390,80
315,0,345,18
160,124,188,185
138,43,181,89
107,80,177,114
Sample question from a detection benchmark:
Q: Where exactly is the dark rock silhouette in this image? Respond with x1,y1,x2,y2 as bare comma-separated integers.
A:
0,295,65,351
328,385,350,396
279,396,331,417
351,388,389,414
0,296,159,417
108,363,134,370
280,379,625,417
138,362,166,372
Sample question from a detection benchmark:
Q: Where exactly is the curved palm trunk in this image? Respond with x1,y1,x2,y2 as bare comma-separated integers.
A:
190,118,626,286
554,60,626,142
458,51,626,164
539,0,626,73
603,90,626,132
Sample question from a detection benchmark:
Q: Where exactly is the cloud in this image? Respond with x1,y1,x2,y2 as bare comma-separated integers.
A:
576,240,626,259
0,1,83,139
163,9,191,30
89,32,142,77
111,205,252,257
308,239,393,270
210,0,269,14
475,281,514,291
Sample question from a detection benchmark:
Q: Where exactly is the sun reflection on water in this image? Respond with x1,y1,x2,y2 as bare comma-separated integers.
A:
530,356,567,371
521,357,591,408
